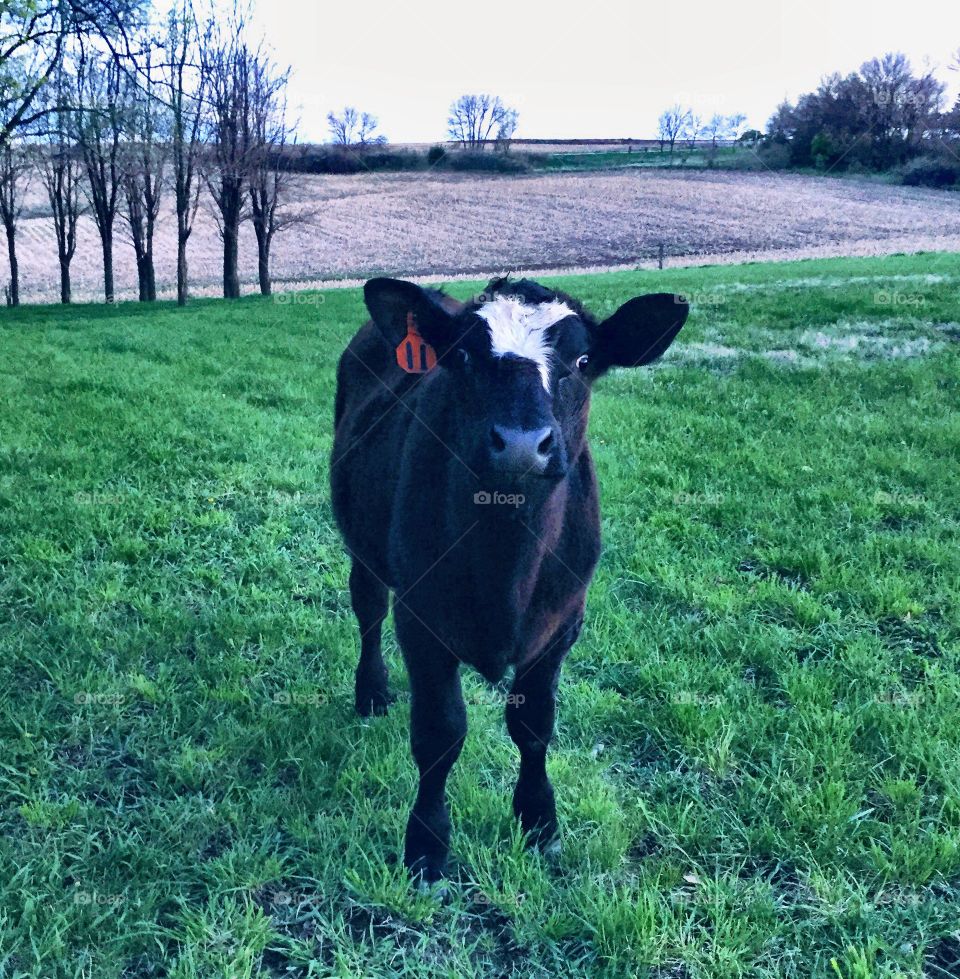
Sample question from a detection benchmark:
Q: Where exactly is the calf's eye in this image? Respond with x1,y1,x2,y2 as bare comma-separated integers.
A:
576,354,590,372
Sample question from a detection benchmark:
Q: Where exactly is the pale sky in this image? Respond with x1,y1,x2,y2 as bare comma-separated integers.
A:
242,0,959,143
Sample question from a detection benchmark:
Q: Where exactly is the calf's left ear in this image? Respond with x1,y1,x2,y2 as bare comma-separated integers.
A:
587,293,688,376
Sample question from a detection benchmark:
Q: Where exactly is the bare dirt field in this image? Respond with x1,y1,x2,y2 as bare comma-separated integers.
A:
11,168,960,303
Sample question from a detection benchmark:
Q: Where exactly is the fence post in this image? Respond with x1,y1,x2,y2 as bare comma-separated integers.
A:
658,243,665,270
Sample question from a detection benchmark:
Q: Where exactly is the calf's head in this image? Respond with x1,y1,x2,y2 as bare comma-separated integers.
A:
364,276,688,483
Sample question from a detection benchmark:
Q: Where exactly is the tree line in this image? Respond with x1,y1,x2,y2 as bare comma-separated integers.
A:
0,0,525,308
766,52,960,182
0,0,299,307
324,94,520,152
656,107,749,159
656,52,960,182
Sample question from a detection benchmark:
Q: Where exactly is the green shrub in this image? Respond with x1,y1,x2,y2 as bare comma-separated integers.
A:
899,155,960,188
427,144,447,166
278,146,427,174
754,141,792,170
441,151,530,174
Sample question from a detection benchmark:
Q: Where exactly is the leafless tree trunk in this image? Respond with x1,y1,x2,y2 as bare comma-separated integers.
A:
122,38,166,302
247,53,296,296
73,48,125,303
0,141,29,306
163,0,206,306
37,66,84,305
202,4,256,300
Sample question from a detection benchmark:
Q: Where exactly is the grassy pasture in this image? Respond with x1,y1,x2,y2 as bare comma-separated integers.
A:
530,147,741,171
1,254,959,978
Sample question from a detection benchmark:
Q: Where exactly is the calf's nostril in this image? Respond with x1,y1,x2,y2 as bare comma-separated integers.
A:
490,427,507,452
537,431,554,455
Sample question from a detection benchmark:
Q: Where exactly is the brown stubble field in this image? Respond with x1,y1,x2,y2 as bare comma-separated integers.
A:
10,168,960,303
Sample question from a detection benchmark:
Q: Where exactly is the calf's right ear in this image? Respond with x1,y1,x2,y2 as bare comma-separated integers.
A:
364,278,456,356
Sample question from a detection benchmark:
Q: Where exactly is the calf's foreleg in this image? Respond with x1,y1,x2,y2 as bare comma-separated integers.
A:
506,616,581,848
397,610,466,883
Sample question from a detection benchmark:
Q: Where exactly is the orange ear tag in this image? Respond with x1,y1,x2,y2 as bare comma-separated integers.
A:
395,312,438,373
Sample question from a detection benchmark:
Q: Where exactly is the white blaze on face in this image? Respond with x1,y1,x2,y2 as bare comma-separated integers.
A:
475,295,573,391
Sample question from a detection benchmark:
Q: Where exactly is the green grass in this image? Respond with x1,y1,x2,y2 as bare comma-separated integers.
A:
1,253,959,978
532,147,743,172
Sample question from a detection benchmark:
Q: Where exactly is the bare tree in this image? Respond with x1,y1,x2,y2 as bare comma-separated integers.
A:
327,106,385,146
495,106,518,151
726,112,747,142
683,112,703,150
702,112,747,161
447,94,517,149
357,110,385,145
704,113,725,148
36,65,83,304
122,33,166,301
0,1,145,145
246,52,296,295
657,104,690,157
0,139,29,306
73,47,125,303
162,0,206,306
327,106,357,145
201,5,255,300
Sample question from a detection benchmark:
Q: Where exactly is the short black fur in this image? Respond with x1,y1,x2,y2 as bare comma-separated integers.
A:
331,275,688,881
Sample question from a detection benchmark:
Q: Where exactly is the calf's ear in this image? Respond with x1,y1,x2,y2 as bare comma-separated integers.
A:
364,277,456,355
588,293,688,377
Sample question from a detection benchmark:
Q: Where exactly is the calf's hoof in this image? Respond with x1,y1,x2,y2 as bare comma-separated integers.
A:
537,836,562,861
405,852,448,887
355,685,394,717
404,814,449,885
415,877,452,902
514,782,558,851
521,819,560,853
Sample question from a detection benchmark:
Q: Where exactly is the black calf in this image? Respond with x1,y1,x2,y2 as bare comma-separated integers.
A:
331,275,687,881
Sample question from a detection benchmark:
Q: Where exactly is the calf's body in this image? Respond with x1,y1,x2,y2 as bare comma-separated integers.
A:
331,276,687,881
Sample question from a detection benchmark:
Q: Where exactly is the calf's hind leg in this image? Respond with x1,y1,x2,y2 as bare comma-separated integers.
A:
349,561,392,716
